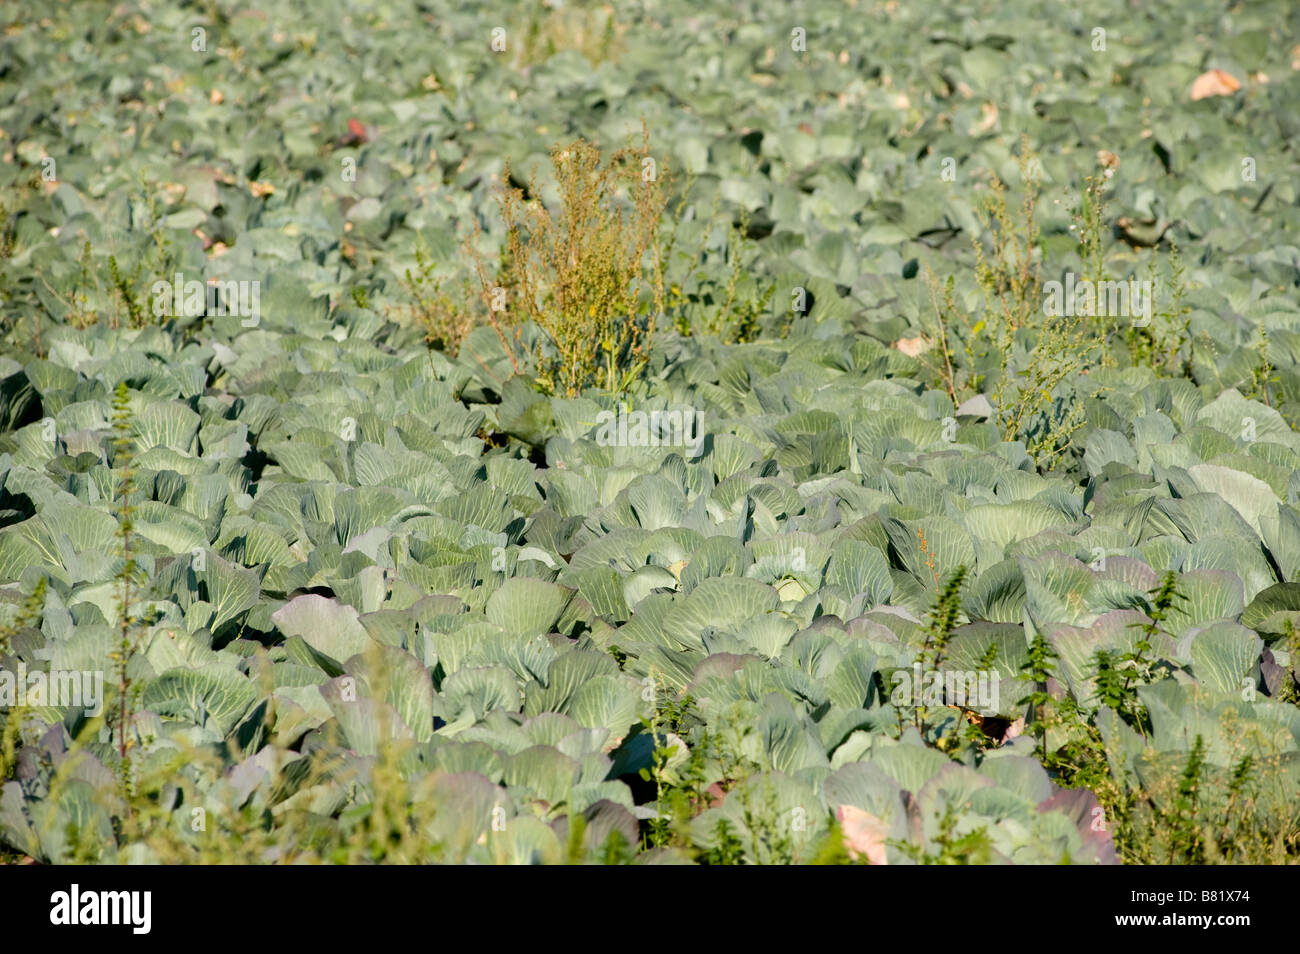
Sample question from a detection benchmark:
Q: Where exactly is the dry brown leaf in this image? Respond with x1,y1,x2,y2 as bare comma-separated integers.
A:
1190,68,1241,100
973,102,998,133
1002,716,1025,743
893,335,932,357
837,804,889,865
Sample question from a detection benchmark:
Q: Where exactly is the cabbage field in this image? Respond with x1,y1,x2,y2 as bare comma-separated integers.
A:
0,0,1298,866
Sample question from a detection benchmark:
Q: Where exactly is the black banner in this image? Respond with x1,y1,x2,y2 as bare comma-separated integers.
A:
0,862,1272,942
